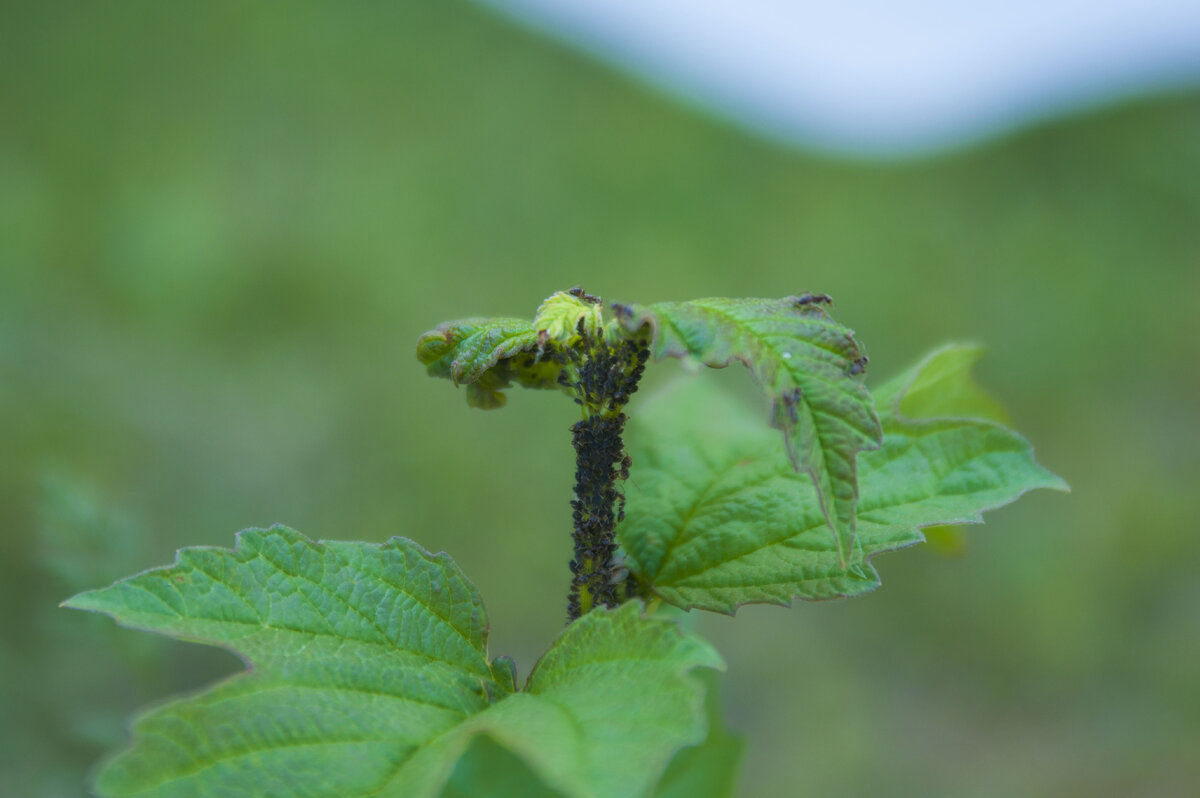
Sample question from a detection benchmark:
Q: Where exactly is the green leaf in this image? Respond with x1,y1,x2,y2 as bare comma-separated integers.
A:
872,342,1008,423
651,670,744,798
618,353,1066,614
412,602,724,798
856,416,1068,557
533,290,604,345
66,529,723,798
439,735,567,798
64,526,497,798
862,344,1066,553
615,296,881,569
871,343,1011,557
920,524,970,557
416,317,562,409
616,382,878,612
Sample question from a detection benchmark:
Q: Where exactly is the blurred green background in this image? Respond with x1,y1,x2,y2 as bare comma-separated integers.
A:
2,2,1198,796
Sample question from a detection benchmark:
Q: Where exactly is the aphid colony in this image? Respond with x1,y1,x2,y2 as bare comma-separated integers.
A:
543,305,649,620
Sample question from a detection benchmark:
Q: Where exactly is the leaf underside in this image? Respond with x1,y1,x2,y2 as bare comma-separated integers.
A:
617,344,1067,614
65,527,724,798
616,297,882,569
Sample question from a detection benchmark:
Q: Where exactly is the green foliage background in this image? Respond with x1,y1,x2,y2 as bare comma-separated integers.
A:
1,1,1197,795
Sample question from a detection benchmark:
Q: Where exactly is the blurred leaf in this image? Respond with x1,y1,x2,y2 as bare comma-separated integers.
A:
66,528,723,798
872,343,1011,557
439,734,566,798
614,296,881,568
922,524,969,557
36,470,150,593
651,669,744,798
618,348,1066,614
872,343,1009,424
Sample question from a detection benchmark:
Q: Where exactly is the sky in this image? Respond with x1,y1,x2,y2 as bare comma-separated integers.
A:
480,0,1200,156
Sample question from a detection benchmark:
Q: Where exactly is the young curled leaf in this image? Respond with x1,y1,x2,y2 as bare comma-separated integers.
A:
613,296,881,569
533,289,604,346
416,317,563,408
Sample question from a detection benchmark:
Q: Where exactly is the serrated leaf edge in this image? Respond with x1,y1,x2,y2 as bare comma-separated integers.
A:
625,401,1068,616
63,525,493,667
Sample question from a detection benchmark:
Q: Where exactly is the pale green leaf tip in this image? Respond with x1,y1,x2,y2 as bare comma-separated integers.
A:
533,290,604,344
1038,469,1071,494
883,341,1014,425
59,590,98,612
898,342,1069,493
909,341,987,370
936,340,987,358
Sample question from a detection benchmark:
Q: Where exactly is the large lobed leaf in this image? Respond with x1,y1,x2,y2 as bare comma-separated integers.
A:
615,296,881,569
441,634,741,798
422,601,725,798
617,344,1067,614
65,527,724,798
